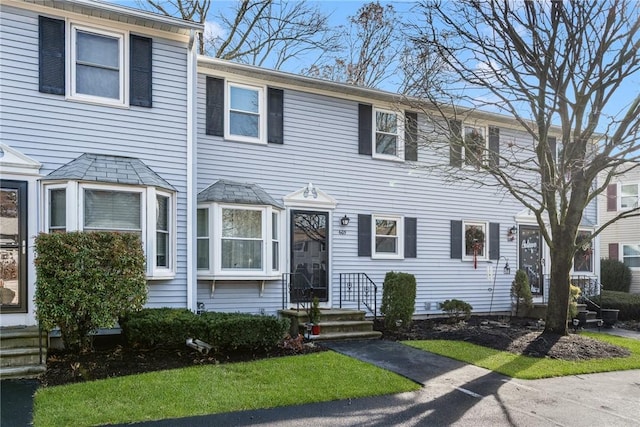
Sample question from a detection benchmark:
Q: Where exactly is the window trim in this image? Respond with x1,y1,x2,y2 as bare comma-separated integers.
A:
462,124,488,167
619,182,639,210
371,214,404,259
372,108,405,162
462,220,488,261
68,23,128,107
197,202,283,279
621,243,640,269
224,81,267,145
43,182,176,279
573,229,593,273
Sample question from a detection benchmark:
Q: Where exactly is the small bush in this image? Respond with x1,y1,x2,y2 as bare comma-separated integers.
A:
568,284,581,320
380,272,416,330
600,258,632,293
511,269,533,315
440,299,473,322
35,232,147,352
121,308,290,354
598,290,640,321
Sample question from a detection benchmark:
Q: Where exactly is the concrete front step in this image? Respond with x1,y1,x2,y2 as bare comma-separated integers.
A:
0,347,44,368
0,364,47,380
310,330,382,341
319,320,376,334
0,327,47,349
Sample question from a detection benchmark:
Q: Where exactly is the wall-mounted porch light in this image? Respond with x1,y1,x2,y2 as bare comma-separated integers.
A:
507,225,517,241
340,215,350,226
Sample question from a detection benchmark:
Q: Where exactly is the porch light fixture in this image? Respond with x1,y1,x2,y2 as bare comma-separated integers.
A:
303,182,318,199
340,215,350,226
503,261,511,275
507,225,517,241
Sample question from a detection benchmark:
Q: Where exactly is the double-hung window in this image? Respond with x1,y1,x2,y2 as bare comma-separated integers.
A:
463,221,487,260
221,208,263,270
71,25,124,103
621,183,639,209
226,82,265,144
373,108,404,161
573,230,593,272
372,215,404,259
622,244,640,268
464,125,486,167
48,187,67,233
197,208,210,269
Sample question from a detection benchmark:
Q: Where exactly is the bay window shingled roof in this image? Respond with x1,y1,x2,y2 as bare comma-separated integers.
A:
198,179,283,208
42,153,175,191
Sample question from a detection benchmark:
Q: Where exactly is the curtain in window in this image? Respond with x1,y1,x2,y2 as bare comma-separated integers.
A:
84,189,141,231
221,209,262,269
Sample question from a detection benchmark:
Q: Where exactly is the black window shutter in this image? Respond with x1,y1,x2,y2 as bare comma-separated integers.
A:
358,104,373,155
405,111,418,161
358,214,372,257
267,88,284,144
488,126,500,168
404,217,417,258
607,184,617,212
548,136,557,162
130,35,152,107
206,77,224,136
450,220,462,259
489,222,500,260
39,16,65,95
449,119,462,167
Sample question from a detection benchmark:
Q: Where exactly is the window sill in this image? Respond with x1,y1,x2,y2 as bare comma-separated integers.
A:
147,272,176,281
197,273,282,281
66,94,129,109
372,154,405,163
224,136,267,146
371,254,404,260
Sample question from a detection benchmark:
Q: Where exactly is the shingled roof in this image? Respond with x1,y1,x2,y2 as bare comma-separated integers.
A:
42,153,175,191
198,179,283,208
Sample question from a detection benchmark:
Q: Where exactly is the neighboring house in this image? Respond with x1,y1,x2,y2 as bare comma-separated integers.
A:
600,164,640,294
0,0,602,334
0,0,202,328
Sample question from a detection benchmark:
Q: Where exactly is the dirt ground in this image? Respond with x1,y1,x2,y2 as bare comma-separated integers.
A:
40,317,639,387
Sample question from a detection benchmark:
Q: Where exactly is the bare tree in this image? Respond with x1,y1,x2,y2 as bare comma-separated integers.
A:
304,2,403,88
144,0,338,70
405,0,640,335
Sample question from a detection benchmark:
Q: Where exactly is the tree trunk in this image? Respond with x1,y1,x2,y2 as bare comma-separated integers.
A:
544,238,574,335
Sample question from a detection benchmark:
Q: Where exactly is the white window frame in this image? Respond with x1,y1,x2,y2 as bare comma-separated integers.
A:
619,182,639,210
372,108,404,162
462,220,488,261
271,211,280,272
225,81,266,145
69,23,127,107
197,202,283,279
371,214,404,259
573,229,593,273
462,124,488,167
44,183,69,233
197,208,210,270
42,182,176,279
622,243,640,269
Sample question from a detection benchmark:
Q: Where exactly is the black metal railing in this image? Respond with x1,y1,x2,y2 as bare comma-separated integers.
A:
339,273,377,319
281,272,315,312
541,274,601,306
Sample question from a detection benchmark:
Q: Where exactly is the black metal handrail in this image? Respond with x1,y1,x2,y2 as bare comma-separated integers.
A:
339,273,377,319
541,274,601,306
281,272,315,312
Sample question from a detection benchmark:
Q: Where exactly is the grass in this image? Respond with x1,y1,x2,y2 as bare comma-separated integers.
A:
404,332,640,380
33,351,420,427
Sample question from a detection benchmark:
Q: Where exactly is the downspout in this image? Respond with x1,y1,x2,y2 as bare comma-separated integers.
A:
186,29,198,311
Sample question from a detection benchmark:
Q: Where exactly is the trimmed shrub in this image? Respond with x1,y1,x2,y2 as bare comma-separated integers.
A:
121,308,290,354
380,272,416,330
441,299,473,322
599,290,640,321
568,284,581,320
600,258,632,293
34,232,147,352
511,269,533,315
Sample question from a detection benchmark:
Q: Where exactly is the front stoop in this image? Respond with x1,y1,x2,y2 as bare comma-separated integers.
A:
0,326,47,380
279,308,382,341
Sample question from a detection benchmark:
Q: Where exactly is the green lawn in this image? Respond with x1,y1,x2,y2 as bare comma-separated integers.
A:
34,351,420,427
405,332,640,379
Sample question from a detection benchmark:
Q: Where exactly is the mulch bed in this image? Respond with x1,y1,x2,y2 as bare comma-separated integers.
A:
40,317,638,387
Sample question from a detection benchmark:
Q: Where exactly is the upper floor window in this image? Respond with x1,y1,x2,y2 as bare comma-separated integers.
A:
464,125,486,167
206,77,283,144
623,244,640,268
71,26,124,103
621,183,639,209
374,109,403,160
38,16,152,107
